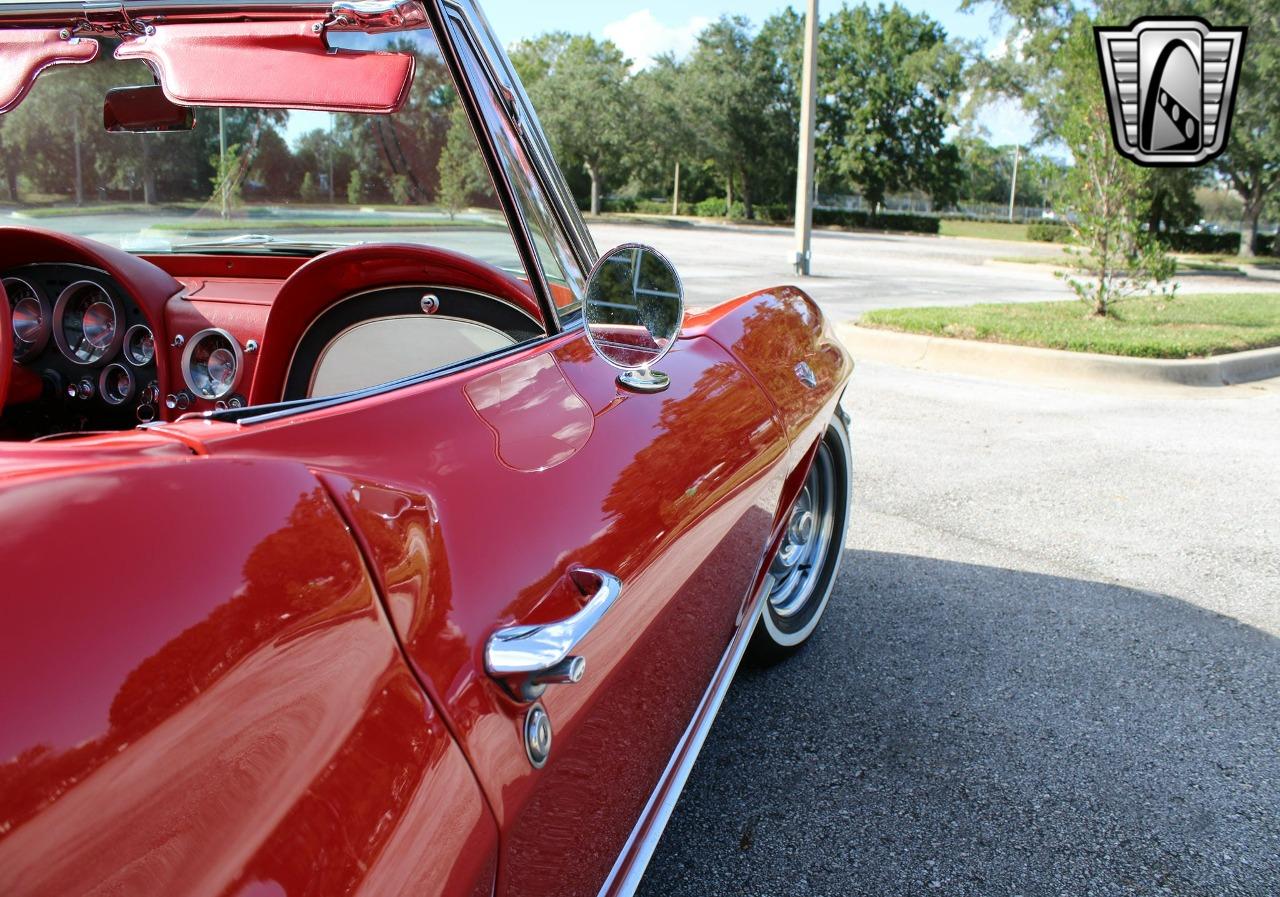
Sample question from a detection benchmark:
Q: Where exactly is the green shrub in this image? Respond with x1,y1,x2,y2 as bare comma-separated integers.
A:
347,169,366,205
633,199,694,215
1027,222,1071,243
755,203,791,223
812,209,940,235
694,197,728,217
1156,231,1241,254
299,171,320,203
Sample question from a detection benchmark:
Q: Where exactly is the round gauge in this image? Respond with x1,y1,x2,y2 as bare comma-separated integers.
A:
182,328,243,401
3,277,51,362
99,363,136,406
53,281,124,365
124,324,156,366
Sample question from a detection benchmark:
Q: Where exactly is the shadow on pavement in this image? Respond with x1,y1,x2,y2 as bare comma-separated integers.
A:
638,550,1280,897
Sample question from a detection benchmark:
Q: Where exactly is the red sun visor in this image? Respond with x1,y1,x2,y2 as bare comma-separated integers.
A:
114,21,416,114
0,31,99,114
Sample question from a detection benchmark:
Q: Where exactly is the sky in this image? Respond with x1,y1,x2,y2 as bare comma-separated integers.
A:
478,0,1038,146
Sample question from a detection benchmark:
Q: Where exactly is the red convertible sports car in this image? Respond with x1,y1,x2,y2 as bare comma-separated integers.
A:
0,3,852,895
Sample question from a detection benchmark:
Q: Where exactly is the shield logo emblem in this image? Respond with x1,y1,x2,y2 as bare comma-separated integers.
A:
1095,17,1247,167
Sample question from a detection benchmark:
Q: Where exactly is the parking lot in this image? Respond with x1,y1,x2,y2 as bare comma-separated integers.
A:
608,223,1280,895
589,220,1280,319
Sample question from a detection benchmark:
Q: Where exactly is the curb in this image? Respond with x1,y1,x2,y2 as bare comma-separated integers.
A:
839,324,1280,389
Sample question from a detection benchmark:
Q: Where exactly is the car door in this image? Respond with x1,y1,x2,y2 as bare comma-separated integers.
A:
187,316,790,896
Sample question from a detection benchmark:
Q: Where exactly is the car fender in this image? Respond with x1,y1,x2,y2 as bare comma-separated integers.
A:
0,457,496,897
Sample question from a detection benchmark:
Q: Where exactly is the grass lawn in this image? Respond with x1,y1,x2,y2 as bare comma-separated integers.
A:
15,202,204,219
149,216,492,233
939,220,1034,242
993,253,1280,275
860,293,1280,359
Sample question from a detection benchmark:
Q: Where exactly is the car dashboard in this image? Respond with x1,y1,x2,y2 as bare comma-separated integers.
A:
2,264,162,437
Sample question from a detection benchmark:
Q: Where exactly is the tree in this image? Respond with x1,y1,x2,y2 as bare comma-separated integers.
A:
436,103,490,217
969,0,1280,257
1187,0,1280,256
347,167,366,205
248,127,297,200
628,56,700,209
511,33,633,215
680,17,795,218
1144,168,1203,234
299,171,320,203
1054,14,1174,316
817,3,965,211
210,143,245,215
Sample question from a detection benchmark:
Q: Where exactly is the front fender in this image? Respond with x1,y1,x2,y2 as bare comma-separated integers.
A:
683,285,852,452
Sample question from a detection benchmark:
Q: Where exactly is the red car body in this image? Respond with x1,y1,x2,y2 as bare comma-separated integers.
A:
0,3,853,896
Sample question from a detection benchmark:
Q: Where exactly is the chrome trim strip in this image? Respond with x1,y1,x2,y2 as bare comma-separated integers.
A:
596,574,773,897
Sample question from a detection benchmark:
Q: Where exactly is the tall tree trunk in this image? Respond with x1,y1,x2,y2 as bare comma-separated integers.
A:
740,167,754,220
672,161,681,216
73,111,84,206
586,162,601,216
725,171,734,215
140,136,157,205
4,167,16,203
1240,199,1262,258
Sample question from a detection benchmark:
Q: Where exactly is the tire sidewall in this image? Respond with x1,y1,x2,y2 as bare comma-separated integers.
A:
759,415,852,649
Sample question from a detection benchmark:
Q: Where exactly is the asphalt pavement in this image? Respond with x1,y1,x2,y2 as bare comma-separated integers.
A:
636,362,1280,897
588,220,1280,319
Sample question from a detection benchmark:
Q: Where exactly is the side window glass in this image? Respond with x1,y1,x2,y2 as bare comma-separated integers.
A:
447,16,587,315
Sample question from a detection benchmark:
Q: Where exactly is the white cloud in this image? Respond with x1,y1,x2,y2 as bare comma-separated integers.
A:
975,96,1037,147
602,10,711,71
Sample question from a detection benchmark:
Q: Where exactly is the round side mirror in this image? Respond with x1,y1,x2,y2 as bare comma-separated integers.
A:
584,244,684,393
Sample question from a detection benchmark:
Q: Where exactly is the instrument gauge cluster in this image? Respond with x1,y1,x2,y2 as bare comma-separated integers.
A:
182,328,243,401
3,264,162,433
3,276,52,362
53,281,126,366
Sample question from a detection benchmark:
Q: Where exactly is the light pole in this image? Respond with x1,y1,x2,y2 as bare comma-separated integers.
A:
1007,144,1021,223
793,0,819,276
218,107,228,220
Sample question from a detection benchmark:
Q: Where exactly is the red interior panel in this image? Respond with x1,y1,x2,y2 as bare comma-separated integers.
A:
115,21,416,114
165,293,271,412
0,31,98,114
248,244,542,406
177,277,284,306
142,254,308,282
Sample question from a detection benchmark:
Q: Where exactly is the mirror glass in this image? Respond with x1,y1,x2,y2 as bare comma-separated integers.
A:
104,85,195,133
584,245,684,372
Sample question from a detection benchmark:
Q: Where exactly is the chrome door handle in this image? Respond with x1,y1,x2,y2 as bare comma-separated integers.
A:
486,568,621,701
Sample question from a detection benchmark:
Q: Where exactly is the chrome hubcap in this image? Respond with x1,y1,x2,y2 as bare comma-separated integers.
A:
769,442,838,618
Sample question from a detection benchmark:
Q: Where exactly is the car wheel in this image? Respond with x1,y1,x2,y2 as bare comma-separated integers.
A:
751,413,851,660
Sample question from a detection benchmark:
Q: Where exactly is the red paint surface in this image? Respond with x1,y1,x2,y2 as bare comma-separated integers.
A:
0,459,497,897
0,224,850,895
151,296,838,895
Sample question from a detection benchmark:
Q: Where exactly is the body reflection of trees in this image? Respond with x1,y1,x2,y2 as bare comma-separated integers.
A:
1,488,378,859
500,353,786,897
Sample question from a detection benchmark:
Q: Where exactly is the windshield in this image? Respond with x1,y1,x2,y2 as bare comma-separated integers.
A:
0,29,532,278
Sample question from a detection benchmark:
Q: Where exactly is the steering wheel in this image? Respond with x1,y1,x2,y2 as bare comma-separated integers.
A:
0,279,11,417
